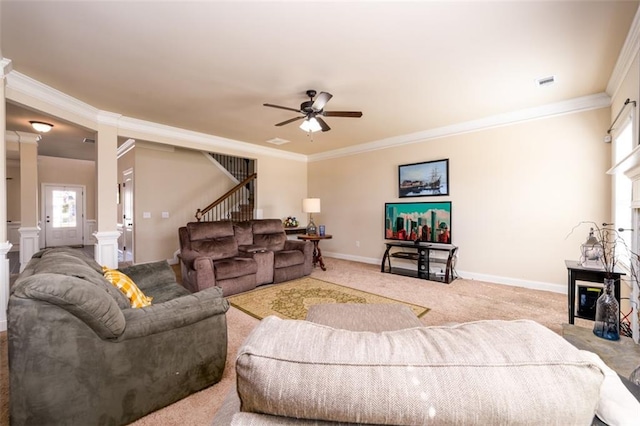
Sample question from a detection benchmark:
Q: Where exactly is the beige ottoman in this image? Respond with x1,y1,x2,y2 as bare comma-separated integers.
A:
212,304,422,425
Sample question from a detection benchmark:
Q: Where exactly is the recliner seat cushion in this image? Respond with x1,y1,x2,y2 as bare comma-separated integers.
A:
236,317,604,425
214,258,258,280
273,250,304,269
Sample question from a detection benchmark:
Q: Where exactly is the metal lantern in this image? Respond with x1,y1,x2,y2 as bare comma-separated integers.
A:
581,228,603,269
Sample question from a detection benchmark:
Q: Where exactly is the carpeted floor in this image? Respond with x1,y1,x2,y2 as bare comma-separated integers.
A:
0,257,592,426
227,276,429,320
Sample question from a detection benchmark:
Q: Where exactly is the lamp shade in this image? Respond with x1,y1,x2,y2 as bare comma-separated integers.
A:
302,198,321,213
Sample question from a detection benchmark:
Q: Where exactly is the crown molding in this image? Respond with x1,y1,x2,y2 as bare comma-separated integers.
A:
2,62,615,165
97,110,122,127
6,71,100,125
4,130,40,144
4,69,307,162
607,4,640,98
0,58,12,78
117,115,307,162
308,92,611,162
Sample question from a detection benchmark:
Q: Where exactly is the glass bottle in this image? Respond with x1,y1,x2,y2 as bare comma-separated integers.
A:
592,278,620,341
630,365,640,386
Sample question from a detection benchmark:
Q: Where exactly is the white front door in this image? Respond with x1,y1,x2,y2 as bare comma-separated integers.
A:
44,184,84,247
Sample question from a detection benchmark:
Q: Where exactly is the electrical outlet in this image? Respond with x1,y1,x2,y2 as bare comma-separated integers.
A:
356,241,360,248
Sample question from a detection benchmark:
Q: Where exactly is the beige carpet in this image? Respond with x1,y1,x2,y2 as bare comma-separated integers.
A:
228,276,429,320
0,257,592,426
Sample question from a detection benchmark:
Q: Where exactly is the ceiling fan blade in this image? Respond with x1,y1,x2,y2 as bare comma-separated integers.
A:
323,111,363,118
264,103,301,113
312,92,333,111
316,116,331,132
275,116,304,126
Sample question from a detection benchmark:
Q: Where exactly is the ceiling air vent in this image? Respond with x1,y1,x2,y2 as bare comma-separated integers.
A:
265,137,290,145
535,75,556,87
83,138,95,144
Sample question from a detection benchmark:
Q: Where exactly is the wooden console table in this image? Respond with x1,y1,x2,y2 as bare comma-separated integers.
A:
381,241,457,283
298,234,333,271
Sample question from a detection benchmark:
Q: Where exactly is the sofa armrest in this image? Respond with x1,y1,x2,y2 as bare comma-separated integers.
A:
285,240,313,275
118,260,177,291
193,257,217,290
284,239,308,252
117,287,229,341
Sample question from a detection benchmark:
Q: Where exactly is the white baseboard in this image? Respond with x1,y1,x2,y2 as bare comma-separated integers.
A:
323,251,565,294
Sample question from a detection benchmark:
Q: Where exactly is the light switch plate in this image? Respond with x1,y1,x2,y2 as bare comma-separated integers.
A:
162,211,169,219
143,212,151,219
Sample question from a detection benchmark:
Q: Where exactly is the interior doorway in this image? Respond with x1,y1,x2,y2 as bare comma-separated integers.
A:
42,184,85,247
121,169,134,263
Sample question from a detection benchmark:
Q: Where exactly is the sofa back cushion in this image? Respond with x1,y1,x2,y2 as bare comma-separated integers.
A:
187,221,239,259
191,237,239,260
234,221,254,246
236,317,604,425
252,219,286,251
12,273,126,339
187,221,234,241
30,249,131,310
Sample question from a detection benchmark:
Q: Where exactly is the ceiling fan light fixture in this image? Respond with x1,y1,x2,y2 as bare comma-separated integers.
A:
300,117,322,133
29,121,54,133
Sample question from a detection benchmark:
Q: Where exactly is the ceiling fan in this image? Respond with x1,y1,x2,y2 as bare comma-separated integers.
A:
263,90,363,133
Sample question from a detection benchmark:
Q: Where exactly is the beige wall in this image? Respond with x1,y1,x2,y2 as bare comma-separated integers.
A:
6,162,20,221
38,156,96,220
132,146,235,262
129,144,307,263
309,108,611,291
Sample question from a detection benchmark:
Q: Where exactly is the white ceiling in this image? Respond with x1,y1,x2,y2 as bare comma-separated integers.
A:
2,1,639,160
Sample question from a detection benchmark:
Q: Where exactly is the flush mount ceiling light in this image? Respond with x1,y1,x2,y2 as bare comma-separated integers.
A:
29,121,54,133
299,116,322,133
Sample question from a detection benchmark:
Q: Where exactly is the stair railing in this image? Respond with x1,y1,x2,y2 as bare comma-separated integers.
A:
195,173,257,222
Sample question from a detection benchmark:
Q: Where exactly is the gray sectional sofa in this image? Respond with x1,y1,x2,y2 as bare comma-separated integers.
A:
8,247,229,425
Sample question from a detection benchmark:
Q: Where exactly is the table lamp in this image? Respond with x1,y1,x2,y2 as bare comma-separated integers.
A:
302,198,321,235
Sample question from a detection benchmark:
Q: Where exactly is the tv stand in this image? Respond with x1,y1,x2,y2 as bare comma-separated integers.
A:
381,241,457,283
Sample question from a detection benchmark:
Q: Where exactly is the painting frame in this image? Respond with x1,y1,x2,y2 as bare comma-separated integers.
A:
384,201,452,243
398,159,449,198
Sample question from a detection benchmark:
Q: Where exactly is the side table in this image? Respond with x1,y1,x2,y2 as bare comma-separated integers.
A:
565,260,623,324
297,234,333,271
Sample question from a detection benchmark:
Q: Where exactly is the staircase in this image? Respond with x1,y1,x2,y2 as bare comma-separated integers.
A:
195,154,257,222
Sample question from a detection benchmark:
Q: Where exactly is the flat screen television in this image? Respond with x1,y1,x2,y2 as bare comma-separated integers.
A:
384,201,452,243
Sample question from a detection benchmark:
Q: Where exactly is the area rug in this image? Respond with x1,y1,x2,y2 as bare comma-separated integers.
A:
227,277,429,320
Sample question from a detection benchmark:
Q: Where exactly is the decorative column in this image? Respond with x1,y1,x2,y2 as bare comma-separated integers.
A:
94,112,121,268
16,131,40,272
0,58,13,331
